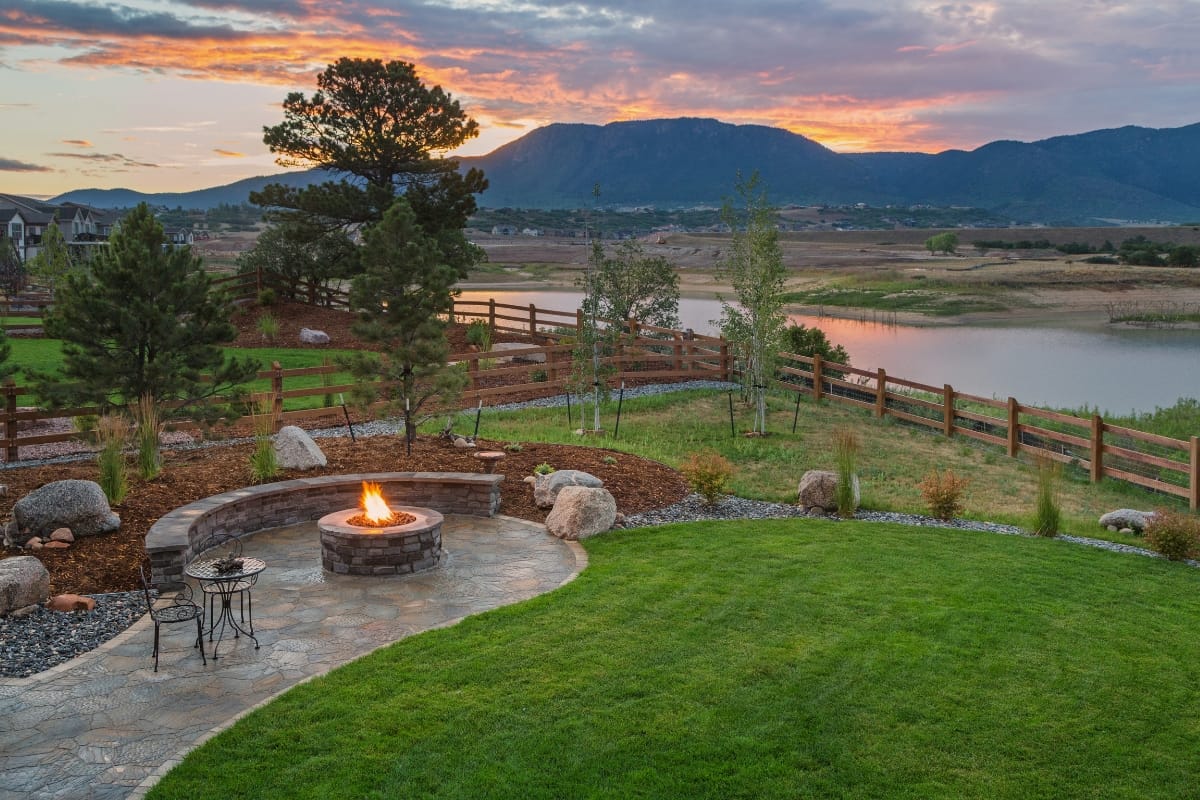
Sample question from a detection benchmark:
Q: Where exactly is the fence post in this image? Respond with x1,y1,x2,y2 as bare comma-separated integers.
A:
576,309,584,335
3,380,17,463
673,336,683,372
875,368,886,418
1090,414,1104,484
270,361,284,433
255,264,263,295
628,318,639,339
1007,397,1019,457
1190,436,1199,511
488,299,496,332
529,303,537,336
719,340,730,381
943,384,954,437
468,356,478,391
812,354,823,401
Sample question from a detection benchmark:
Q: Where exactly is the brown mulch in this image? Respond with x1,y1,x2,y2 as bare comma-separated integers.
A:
0,436,688,596
2,300,692,596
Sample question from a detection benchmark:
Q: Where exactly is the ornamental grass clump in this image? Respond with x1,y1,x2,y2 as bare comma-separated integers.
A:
1143,509,1200,561
918,468,970,520
832,426,859,518
95,414,129,504
1032,457,1062,537
248,394,278,484
132,393,162,480
256,311,280,343
680,451,734,506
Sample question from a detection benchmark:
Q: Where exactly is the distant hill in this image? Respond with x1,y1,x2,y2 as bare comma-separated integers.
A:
51,169,334,210
46,119,1200,223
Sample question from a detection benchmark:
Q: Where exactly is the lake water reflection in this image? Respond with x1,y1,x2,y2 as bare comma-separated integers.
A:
456,288,1200,414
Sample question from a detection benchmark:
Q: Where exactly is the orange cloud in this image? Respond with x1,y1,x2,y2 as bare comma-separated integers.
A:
214,148,246,158
61,138,93,147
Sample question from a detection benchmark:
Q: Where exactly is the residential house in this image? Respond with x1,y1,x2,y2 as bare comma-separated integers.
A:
0,194,123,263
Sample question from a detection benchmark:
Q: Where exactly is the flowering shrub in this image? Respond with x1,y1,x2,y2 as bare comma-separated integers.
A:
680,451,734,506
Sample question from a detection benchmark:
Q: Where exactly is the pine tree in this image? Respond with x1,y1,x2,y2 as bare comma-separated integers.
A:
36,203,258,417
342,199,466,443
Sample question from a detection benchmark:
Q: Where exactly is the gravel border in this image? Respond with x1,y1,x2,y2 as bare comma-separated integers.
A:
0,591,149,678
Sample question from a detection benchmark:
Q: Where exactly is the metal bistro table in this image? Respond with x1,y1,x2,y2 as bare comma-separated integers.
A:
184,556,266,659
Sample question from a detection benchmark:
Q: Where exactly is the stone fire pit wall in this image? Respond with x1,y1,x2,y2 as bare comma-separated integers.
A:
145,473,503,588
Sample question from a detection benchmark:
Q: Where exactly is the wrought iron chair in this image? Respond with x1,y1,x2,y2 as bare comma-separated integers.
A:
138,566,206,672
196,534,256,639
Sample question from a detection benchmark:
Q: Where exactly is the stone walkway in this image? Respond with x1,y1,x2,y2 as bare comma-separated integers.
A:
0,515,584,800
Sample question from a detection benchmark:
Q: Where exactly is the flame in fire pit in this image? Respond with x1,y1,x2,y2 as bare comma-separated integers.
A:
360,482,392,523
346,482,416,529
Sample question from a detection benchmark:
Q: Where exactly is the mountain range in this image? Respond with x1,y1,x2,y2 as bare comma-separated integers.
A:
50,118,1200,224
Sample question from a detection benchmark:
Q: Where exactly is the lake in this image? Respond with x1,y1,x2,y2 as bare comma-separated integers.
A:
457,288,1200,415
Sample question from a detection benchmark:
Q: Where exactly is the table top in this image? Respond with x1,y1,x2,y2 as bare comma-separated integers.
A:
185,556,266,582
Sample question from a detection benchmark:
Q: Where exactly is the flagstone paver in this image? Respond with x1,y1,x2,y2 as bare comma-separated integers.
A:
0,515,584,800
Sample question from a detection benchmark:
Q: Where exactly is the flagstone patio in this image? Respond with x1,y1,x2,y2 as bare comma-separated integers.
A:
0,515,584,800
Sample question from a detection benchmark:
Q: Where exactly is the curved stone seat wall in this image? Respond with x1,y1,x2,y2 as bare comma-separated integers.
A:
145,473,503,588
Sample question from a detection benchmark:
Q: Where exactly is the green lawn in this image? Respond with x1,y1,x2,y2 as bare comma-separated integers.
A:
150,519,1200,799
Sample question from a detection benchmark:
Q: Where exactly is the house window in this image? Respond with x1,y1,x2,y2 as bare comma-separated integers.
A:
9,222,22,242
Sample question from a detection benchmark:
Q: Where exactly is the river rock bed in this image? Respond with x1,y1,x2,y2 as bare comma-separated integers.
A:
0,591,147,678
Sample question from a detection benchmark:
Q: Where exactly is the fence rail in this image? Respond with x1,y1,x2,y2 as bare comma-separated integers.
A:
2,280,1197,510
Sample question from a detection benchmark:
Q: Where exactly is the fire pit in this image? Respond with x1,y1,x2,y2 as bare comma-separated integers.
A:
319,482,444,576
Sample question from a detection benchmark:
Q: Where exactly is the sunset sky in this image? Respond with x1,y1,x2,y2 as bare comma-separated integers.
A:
3,0,1199,197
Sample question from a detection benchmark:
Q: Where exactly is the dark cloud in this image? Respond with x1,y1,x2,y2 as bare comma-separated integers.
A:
0,158,52,172
11,0,247,40
46,151,160,168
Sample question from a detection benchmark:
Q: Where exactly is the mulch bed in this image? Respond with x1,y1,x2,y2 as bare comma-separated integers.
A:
0,436,688,596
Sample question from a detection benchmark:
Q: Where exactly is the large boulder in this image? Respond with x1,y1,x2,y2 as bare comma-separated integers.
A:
796,470,859,514
273,425,327,470
299,327,331,345
0,556,50,615
13,480,120,539
532,470,604,509
545,486,617,541
491,342,546,364
1099,509,1156,533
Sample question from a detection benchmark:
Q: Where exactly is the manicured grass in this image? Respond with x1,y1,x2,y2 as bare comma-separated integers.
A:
150,519,1200,799
471,389,1171,545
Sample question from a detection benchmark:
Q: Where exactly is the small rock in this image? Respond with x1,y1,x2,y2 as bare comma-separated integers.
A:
47,594,96,612
1107,525,1118,532
0,484,7,497
273,425,327,470
299,327,331,345
10,603,40,618
24,537,42,549
1119,528,1134,535
42,541,69,549
453,437,475,449
533,470,604,509
1099,509,1155,533
49,528,74,544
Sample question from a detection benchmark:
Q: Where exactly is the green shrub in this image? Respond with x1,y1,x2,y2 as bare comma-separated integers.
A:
680,451,734,506
533,462,555,475
257,287,276,306
1032,457,1062,537
257,311,280,343
602,455,618,465
833,427,860,518
918,468,969,520
95,414,129,504
504,442,523,453
465,319,492,348
1144,509,1200,561
530,368,548,382
132,393,162,480
248,393,278,484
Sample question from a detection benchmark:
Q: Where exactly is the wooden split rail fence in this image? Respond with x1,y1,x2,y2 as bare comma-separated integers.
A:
777,351,1200,510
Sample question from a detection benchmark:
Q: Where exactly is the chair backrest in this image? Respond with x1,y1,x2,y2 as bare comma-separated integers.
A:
138,565,157,619
199,533,243,560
